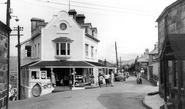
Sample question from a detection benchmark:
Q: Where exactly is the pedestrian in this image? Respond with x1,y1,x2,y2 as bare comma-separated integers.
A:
105,72,110,87
98,69,104,87
51,72,56,87
110,71,114,87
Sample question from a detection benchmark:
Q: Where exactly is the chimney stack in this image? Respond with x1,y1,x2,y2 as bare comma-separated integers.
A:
76,14,85,24
68,9,77,20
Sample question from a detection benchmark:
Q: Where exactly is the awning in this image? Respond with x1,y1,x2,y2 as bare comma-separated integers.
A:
160,34,185,60
86,61,106,67
30,61,93,68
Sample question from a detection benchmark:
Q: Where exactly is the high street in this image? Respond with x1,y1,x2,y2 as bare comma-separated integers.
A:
9,76,158,109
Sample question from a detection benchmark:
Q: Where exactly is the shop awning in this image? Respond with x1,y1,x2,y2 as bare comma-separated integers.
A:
86,61,106,67
30,61,93,68
160,34,185,60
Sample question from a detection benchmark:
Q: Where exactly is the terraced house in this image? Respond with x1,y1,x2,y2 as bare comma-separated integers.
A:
156,0,185,108
19,9,105,99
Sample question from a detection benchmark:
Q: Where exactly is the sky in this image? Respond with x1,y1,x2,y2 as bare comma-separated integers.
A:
0,0,176,63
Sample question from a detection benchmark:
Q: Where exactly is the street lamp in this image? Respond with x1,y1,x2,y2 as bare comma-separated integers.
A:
11,15,21,100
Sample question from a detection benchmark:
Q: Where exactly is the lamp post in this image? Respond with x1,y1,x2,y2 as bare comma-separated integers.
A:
15,17,22,100
11,16,22,100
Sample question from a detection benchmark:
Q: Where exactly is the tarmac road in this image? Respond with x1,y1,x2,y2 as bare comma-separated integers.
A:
9,76,158,109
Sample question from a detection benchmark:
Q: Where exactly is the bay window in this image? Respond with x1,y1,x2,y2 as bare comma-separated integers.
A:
56,43,70,56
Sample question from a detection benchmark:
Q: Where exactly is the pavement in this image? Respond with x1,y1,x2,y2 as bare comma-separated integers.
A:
142,85,165,109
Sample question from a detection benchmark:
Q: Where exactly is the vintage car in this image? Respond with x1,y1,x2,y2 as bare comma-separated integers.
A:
114,73,126,81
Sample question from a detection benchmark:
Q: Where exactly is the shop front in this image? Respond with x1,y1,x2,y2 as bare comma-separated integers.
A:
160,34,185,109
20,60,102,99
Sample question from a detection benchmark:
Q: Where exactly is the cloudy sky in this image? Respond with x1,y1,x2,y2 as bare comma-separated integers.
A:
0,0,176,62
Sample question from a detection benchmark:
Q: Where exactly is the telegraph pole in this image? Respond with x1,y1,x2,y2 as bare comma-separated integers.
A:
17,25,21,100
115,42,119,73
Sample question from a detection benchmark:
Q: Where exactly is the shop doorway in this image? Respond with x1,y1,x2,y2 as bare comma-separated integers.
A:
53,68,70,86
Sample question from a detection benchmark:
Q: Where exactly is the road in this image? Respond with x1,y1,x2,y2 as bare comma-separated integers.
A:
9,76,158,109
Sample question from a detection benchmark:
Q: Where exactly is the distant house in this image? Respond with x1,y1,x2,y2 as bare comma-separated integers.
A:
148,43,158,86
98,59,116,73
136,49,149,80
19,9,105,99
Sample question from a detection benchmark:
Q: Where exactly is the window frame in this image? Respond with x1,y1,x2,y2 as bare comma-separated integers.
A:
56,42,70,56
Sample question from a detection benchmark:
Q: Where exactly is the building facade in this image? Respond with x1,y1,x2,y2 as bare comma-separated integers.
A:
156,0,185,108
0,21,11,109
20,10,104,99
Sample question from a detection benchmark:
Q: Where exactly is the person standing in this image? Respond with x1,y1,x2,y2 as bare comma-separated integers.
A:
105,72,110,87
51,72,56,87
98,70,103,87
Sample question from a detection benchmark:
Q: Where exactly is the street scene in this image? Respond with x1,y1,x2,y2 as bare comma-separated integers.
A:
8,76,158,109
1,0,185,109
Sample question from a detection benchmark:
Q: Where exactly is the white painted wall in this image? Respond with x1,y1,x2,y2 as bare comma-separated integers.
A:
41,11,85,61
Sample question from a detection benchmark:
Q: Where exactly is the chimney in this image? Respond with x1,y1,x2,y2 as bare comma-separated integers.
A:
30,18,45,32
104,59,107,66
68,9,77,20
145,48,149,55
76,14,85,24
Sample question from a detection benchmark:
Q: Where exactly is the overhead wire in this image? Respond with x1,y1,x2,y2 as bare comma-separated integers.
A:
34,0,158,17
70,0,159,14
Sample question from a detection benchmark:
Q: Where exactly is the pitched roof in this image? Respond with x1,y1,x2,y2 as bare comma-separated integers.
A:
156,0,184,22
161,34,185,60
86,61,105,67
149,48,158,55
52,37,73,43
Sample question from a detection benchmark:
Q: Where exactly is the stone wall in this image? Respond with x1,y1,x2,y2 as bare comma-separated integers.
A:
0,24,9,109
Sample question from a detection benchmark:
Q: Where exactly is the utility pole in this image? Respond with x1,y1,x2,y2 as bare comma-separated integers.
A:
115,42,119,73
6,0,11,108
17,25,21,100
120,57,122,70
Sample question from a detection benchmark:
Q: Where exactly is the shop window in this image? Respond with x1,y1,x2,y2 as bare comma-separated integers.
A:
31,71,39,79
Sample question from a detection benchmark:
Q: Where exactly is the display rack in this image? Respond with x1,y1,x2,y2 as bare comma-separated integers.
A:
72,75,85,90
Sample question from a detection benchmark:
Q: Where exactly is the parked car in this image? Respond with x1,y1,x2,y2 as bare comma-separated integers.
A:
114,73,125,81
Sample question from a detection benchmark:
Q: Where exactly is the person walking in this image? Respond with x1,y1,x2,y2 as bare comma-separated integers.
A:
105,72,110,87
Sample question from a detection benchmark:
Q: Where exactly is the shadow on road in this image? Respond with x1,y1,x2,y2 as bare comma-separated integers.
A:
97,92,145,109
